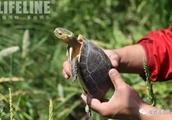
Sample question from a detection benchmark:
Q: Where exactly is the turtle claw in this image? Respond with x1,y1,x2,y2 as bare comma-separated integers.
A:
85,93,92,117
85,105,92,117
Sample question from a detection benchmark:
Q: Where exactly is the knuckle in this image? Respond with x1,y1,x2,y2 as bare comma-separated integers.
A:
101,111,113,117
99,104,117,117
101,111,108,117
113,54,119,60
120,84,128,90
99,107,114,117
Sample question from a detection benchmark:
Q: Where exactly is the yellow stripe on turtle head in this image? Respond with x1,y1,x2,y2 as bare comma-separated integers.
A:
54,28,74,44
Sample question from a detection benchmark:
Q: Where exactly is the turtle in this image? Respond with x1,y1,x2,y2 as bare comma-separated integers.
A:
54,27,113,100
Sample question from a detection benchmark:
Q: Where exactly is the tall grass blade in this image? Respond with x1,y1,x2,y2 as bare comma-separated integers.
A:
22,30,30,58
58,83,64,98
0,77,24,83
49,99,53,120
0,46,19,60
9,88,14,120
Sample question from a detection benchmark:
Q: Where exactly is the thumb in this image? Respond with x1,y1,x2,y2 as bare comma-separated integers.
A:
109,69,125,88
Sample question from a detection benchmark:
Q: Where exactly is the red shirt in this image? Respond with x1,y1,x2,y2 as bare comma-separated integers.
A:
138,26,172,81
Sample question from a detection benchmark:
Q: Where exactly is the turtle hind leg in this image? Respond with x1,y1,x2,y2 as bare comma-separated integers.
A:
71,57,78,81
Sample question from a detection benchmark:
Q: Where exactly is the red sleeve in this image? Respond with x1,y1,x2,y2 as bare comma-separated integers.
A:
138,26,172,81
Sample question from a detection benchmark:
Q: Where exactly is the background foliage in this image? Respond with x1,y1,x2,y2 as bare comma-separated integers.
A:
0,0,172,119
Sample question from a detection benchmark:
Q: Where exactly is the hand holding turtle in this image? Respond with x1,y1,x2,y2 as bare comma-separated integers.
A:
57,27,172,119
81,69,172,120
81,69,143,119
63,44,147,80
62,50,120,79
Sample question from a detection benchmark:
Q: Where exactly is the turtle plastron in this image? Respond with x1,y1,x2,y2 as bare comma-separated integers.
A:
71,57,79,81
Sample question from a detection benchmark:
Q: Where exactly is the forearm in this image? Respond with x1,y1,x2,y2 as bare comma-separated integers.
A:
139,103,172,120
112,45,172,120
141,114,172,120
114,44,146,74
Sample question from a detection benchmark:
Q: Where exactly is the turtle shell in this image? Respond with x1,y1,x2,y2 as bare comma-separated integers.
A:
78,41,113,99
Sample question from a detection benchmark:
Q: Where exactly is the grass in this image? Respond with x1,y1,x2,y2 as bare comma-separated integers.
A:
143,62,155,106
48,99,53,120
9,88,14,120
0,0,172,119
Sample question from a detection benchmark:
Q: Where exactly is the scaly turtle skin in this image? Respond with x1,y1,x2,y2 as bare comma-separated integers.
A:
54,28,112,99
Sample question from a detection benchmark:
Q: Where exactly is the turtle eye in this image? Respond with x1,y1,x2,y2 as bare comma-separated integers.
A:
58,31,62,35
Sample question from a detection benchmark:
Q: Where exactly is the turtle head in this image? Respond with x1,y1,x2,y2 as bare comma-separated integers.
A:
54,27,74,44
54,27,84,61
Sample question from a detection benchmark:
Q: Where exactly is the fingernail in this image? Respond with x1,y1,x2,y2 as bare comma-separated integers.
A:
112,61,118,67
109,69,118,77
65,74,69,79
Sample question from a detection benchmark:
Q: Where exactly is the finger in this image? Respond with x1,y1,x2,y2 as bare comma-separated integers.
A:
81,94,110,114
63,61,71,77
63,61,71,73
111,60,118,68
63,69,70,79
109,69,125,89
111,53,119,67
104,50,119,67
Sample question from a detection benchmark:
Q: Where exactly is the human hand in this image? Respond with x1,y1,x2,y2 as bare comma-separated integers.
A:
62,61,72,79
62,49,120,79
81,69,143,120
